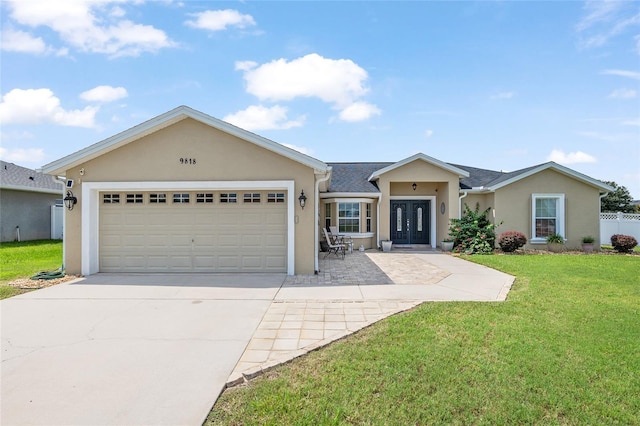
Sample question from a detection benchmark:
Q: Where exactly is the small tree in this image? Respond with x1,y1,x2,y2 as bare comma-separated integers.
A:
448,203,497,254
601,181,635,213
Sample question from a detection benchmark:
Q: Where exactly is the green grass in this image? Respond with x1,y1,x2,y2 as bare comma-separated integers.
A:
0,239,63,299
208,255,640,425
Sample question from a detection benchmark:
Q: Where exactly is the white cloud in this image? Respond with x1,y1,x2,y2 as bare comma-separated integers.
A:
490,91,515,100
0,147,46,164
0,29,47,54
622,117,640,126
424,129,434,139
223,105,305,131
240,53,370,108
185,9,256,31
608,88,637,99
547,149,597,164
282,143,314,156
234,60,258,71
80,85,128,103
5,0,176,58
575,2,640,52
338,102,381,122
0,88,98,128
601,69,640,80
237,53,379,121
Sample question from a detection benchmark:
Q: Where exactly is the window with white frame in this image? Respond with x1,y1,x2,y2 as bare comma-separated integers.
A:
338,202,360,233
532,194,565,241
366,203,372,233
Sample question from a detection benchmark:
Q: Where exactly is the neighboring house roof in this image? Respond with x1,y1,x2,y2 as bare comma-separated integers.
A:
41,105,329,176
1,161,63,195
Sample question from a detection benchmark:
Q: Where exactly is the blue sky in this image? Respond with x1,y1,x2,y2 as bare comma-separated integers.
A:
1,1,639,198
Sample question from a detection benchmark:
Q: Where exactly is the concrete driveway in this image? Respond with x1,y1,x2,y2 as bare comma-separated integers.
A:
1,274,285,426
1,252,514,425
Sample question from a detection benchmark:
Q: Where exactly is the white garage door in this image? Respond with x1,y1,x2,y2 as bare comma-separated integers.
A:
99,191,287,273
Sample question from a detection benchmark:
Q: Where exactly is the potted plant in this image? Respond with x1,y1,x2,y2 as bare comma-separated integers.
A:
381,240,393,252
581,236,595,253
546,234,564,253
441,238,454,252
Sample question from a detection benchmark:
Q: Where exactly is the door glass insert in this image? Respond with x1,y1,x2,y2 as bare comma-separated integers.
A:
417,207,423,231
396,207,402,232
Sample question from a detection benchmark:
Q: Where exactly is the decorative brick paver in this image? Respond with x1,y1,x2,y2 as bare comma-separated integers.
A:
228,249,514,387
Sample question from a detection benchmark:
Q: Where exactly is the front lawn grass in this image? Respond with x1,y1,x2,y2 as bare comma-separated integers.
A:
0,239,63,299
208,255,640,425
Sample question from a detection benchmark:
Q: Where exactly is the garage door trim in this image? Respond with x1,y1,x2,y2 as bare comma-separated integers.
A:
81,181,296,276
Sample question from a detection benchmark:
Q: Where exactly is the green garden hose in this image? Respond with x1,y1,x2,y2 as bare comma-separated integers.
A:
30,267,65,280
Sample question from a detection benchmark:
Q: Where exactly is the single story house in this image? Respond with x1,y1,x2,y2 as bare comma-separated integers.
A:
1,161,64,242
41,106,612,276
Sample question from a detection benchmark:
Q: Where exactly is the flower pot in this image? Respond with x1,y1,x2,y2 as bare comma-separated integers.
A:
547,242,564,253
441,241,454,252
381,240,393,252
582,243,595,254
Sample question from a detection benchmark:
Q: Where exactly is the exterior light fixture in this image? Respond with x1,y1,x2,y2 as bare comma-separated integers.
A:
412,183,417,191
64,190,77,211
298,190,307,209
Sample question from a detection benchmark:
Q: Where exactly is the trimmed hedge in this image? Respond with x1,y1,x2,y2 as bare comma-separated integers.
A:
497,231,527,253
610,234,638,253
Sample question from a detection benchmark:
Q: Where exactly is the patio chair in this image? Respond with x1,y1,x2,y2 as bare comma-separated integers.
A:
329,226,353,253
322,228,345,259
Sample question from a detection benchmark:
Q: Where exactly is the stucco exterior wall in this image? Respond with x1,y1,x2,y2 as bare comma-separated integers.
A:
0,189,60,242
62,118,317,274
494,169,602,249
376,160,460,247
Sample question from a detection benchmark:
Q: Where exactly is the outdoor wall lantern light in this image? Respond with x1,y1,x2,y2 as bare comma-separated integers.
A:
64,190,78,211
412,182,417,191
298,190,307,209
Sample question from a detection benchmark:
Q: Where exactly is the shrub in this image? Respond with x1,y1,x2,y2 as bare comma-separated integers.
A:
582,236,595,244
546,234,564,244
497,231,527,252
448,203,498,254
610,234,638,253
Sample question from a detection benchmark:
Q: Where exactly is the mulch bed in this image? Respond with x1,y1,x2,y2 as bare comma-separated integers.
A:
8,275,81,290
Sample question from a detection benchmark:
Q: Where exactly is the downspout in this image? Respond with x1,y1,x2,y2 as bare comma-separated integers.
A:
458,191,468,218
598,192,608,248
314,169,332,274
376,192,382,249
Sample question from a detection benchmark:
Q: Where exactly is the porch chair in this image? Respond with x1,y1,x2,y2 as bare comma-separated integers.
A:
322,228,346,259
329,226,353,253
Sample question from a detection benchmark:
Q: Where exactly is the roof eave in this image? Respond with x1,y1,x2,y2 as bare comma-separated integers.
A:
41,106,329,175
367,153,470,181
487,162,614,192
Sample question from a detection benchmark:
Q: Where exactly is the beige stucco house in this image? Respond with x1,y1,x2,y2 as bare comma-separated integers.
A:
41,106,612,276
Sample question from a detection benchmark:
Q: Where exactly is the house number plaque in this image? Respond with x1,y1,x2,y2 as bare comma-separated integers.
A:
179,158,197,165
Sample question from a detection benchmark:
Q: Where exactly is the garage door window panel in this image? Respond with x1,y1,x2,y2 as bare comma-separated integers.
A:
196,193,213,203
103,193,120,204
173,193,190,203
220,193,237,203
149,193,167,204
126,193,143,204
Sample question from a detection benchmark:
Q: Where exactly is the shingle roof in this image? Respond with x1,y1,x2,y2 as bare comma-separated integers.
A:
0,161,63,193
327,162,391,193
325,161,558,193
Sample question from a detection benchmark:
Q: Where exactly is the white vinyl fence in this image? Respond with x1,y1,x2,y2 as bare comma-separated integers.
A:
600,212,640,244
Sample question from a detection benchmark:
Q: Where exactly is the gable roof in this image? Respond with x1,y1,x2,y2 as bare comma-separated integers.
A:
41,105,329,176
459,162,613,192
367,153,469,181
1,161,63,195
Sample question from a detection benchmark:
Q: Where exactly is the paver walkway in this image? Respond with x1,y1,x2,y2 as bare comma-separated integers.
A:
228,250,514,385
